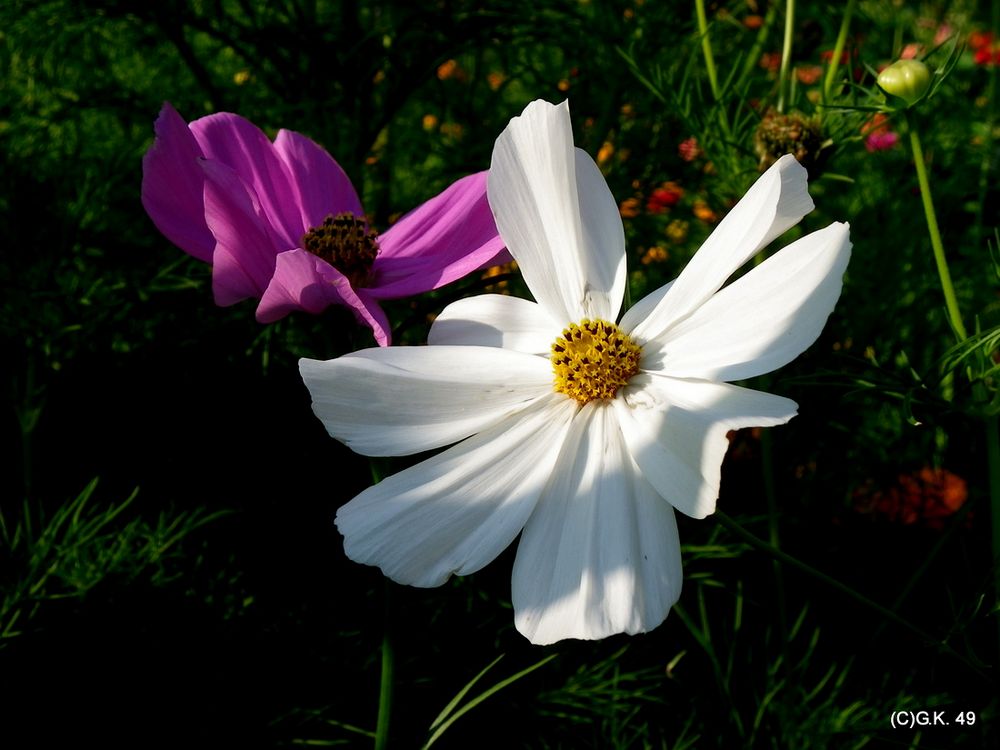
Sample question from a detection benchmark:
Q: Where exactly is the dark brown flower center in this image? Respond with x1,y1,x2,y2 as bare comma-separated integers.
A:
302,213,380,289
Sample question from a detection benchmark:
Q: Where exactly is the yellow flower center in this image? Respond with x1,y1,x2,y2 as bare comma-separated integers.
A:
302,212,380,289
551,318,641,405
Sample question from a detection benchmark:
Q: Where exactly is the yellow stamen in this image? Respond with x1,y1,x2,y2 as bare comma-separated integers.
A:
551,318,641,405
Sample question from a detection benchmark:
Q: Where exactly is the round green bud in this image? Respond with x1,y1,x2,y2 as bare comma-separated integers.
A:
877,59,932,107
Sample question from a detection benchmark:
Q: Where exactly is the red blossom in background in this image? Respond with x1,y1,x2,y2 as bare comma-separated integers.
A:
645,181,684,214
970,30,1000,66
853,467,968,529
678,137,701,162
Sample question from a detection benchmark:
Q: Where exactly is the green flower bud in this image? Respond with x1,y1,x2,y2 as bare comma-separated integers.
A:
877,59,932,107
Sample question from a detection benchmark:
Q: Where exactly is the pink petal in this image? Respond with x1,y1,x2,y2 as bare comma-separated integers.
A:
257,249,392,346
189,112,305,251
140,103,215,262
201,159,281,304
369,171,508,299
272,129,365,230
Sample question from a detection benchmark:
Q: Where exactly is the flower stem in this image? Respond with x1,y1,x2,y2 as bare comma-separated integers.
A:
777,0,796,113
375,579,395,750
822,0,856,102
906,122,967,340
695,0,720,102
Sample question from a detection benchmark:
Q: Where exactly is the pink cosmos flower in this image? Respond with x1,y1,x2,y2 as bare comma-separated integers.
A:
141,103,506,345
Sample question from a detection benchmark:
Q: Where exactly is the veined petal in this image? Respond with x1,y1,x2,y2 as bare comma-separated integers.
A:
512,401,683,645
488,100,625,322
629,154,814,343
644,222,851,381
141,102,215,262
190,112,304,250
272,129,365,231
201,159,280,304
371,172,507,298
335,394,576,587
618,280,673,333
300,345,553,456
613,375,798,519
428,294,560,354
256,248,391,345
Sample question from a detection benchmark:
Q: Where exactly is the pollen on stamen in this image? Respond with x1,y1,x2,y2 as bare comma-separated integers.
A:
302,212,380,289
551,318,641,405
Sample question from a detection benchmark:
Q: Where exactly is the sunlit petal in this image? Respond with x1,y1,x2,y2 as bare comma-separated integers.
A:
644,223,851,380
428,294,561,354
614,375,797,519
300,346,552,456
272,129,365,230
488,100,625,321
336,395,576,587
628,154,814,343
512,402,683,644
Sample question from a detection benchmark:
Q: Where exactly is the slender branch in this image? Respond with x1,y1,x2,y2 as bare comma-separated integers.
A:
822,0,856,102
695,0,720,101
375,579,395,750
906,123,967,340
777,0,796,112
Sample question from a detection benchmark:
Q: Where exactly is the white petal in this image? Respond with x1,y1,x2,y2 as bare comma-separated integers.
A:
300,346,551,456
644,222,851,381
488,100,625,322
618,280,673,333
428,294,561,355
335,394,577,587
613,375,798,519
512,401,683,645
629,155,814,343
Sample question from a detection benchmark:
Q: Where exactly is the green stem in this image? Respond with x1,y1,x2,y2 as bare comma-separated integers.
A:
822,0,856,102
777,0,796,113
371,458,393,750
695,0,720,101
714,511,984,675
375,580,395,750
907,123,968,340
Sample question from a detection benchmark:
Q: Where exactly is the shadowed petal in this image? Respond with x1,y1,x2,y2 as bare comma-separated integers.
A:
613,375,798,519
335,394,576,587
488,100,625,322
190,112,304,250
627,154,814,343
273,129,365,231
512,402,683,645
201,159,280,304
300,345,553,456
141,102,214,262
428,294,560,354
370,172,507,298
257,248,391,344
644,223,851,381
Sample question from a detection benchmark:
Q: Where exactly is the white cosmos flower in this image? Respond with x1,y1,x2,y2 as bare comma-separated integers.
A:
300,100,851,645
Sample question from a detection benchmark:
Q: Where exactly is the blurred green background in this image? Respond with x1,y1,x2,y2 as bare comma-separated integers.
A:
2,0,999,747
